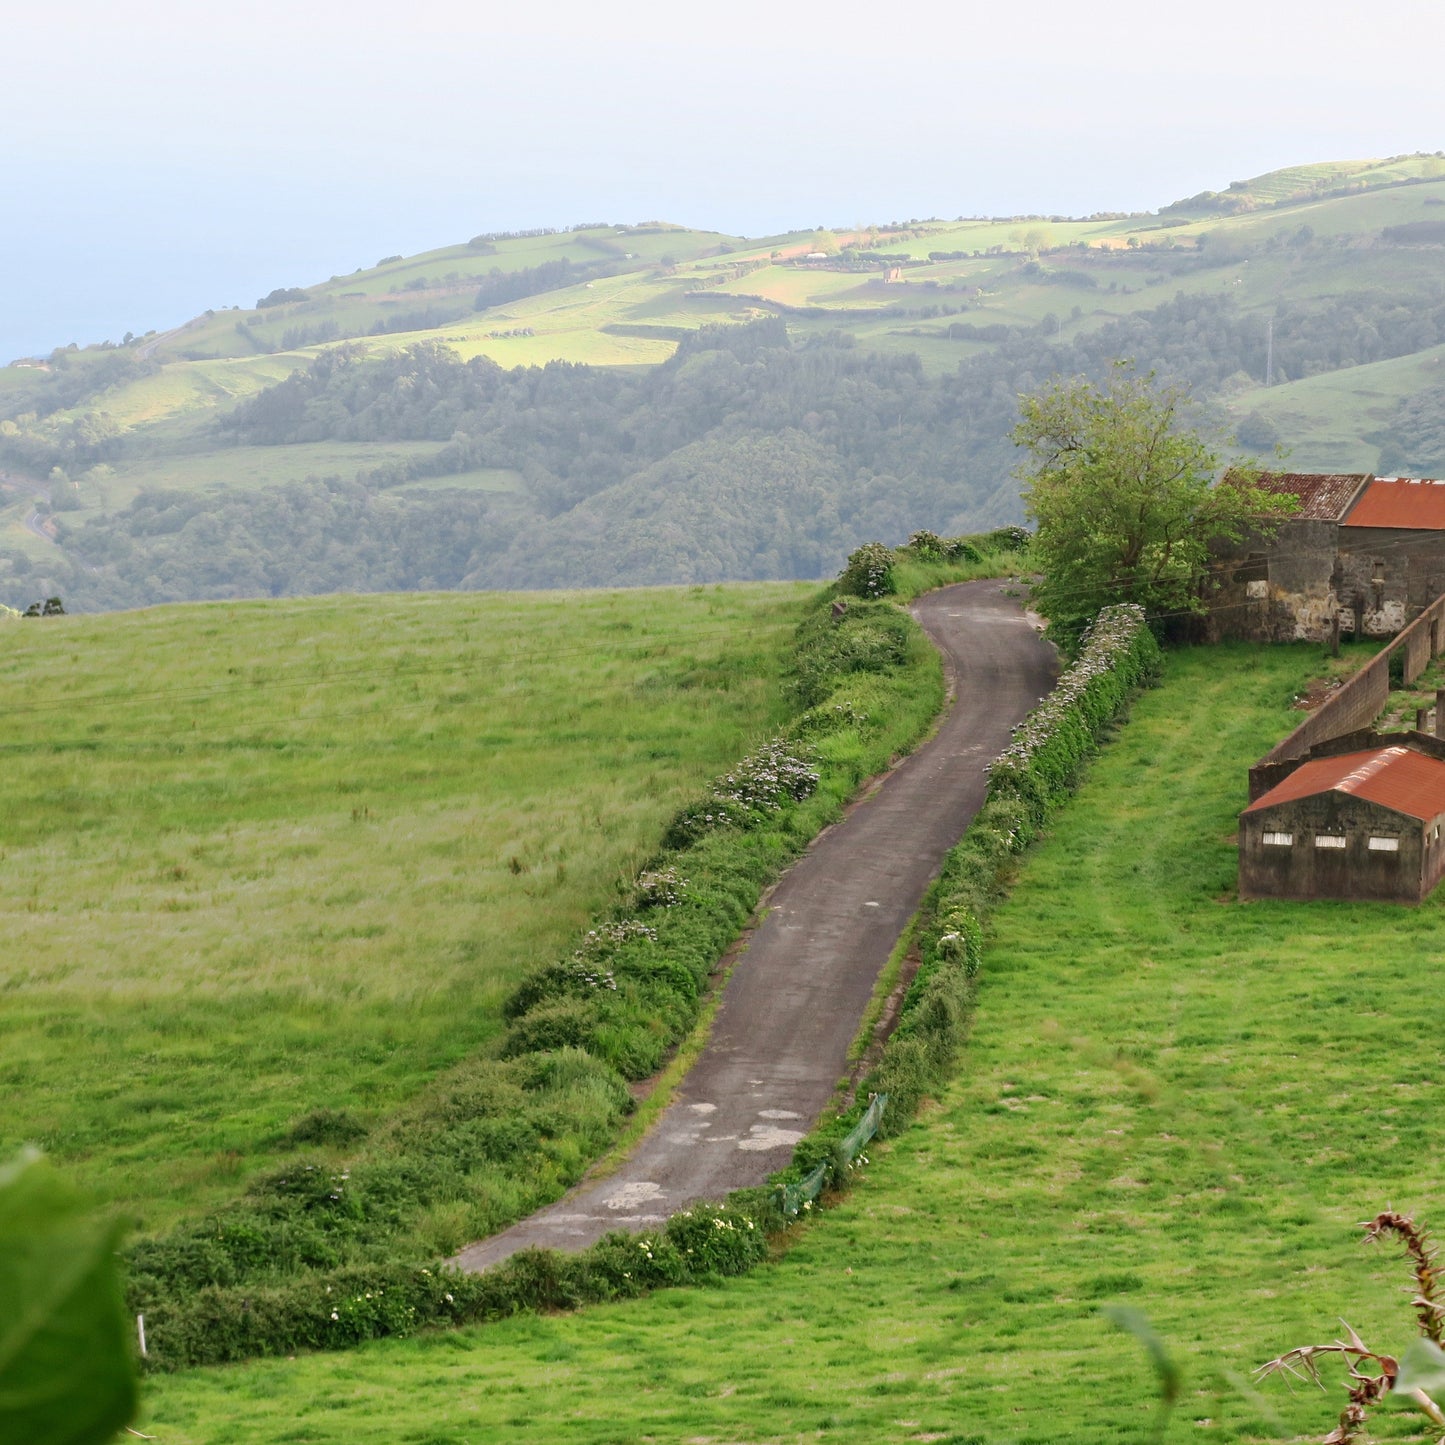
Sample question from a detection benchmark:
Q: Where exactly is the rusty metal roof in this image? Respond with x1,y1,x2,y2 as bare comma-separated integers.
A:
1252,471,1371,521
1344,476,1445,530
1243,745,1445,822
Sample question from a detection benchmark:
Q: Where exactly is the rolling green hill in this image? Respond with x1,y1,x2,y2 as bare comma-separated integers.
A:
6,153,1445,610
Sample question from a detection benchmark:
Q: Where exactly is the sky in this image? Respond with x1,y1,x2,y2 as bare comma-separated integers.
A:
4,0,1444,362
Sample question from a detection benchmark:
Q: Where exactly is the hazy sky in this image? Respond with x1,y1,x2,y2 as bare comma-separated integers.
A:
5,0,1443,361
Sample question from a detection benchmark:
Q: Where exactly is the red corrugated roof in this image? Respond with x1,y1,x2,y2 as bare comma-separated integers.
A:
1345,477,1445,530
1243,745,1445,821
1252,471,1371,522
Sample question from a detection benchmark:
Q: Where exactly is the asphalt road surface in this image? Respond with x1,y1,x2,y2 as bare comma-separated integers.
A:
454,579,1057,1272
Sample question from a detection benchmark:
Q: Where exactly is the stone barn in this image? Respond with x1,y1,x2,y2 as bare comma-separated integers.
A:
1211,473,1445,643
1239,738,1445,903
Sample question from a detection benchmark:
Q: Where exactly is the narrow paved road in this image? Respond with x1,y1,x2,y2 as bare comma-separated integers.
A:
454,580,1057,1272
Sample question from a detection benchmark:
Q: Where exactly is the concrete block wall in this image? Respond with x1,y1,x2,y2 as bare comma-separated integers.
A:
1249,591,1445,799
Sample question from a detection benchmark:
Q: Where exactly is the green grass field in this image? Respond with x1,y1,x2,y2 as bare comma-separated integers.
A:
0,584,809,1233
1229,343,1445,472
142,640,1445,1443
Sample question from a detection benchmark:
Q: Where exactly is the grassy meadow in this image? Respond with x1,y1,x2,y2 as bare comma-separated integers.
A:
143,641,1445,1443
0,583,810,1232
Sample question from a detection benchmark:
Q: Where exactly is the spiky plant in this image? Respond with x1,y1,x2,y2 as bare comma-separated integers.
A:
1257,1210,1445,1443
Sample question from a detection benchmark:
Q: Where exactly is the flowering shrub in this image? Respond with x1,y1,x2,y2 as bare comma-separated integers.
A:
838,541,897,598
665,738,819,846
665,1203,766,1275
985,524,1031,552
574,919,656,959
716,739,819,810
904,529,948,560
635,867,688,909
987,603,1160,828
792,697,873,737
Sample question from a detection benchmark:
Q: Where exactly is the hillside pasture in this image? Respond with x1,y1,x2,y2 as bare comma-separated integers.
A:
144,641,1445,1443
0,584,808,1232
1230,342,1445,472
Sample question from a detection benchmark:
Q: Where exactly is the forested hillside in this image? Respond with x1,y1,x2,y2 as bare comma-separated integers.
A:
6,153,1445,609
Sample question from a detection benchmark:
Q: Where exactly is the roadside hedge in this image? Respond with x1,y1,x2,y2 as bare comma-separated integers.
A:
768,601,1161,1197
129,591,1158,1374
129,587,945,1371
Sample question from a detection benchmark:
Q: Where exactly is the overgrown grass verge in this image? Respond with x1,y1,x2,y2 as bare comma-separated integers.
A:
130,590,948,1370
836,526,1031,604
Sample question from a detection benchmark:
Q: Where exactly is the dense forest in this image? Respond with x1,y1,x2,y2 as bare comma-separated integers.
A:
9,278,1445,610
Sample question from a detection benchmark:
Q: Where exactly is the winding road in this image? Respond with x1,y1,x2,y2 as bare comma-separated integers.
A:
454,579,1058,1272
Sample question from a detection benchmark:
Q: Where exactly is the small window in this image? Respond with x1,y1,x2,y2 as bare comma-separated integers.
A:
1373,560,1386,582
1368,836,1400,852
1262,831,1293,846
1315,834,1347,849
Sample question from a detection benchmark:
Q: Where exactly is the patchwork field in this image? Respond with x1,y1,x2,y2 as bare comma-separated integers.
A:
142,641,1445,1442
0,583,808,1232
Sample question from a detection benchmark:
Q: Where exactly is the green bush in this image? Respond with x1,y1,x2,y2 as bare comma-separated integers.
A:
791,599,915,707
838,542,897,598
986,603,1162,829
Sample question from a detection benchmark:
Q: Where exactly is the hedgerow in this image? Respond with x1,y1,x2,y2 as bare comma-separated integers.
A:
127,584,1155,1375
128,586,945,1371
768,601,1161,1195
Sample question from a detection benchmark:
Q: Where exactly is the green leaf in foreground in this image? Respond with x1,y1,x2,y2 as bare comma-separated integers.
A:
0,1149,138,1445
1102,1304,1181,1439
1390,1336,1445,1398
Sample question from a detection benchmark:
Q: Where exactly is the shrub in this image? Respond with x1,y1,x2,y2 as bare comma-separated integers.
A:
905,529,948,560
987,603,1161,828
791,599,915,708
635,867,688,909
663,738,819,846
501,999,602,1058
839,541,897,598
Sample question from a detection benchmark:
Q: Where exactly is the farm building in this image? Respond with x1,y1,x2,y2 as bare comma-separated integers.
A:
1210,473,1445,643
1239,732,1445,903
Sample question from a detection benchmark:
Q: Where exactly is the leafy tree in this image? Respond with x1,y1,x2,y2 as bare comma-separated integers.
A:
1013,366,1282,643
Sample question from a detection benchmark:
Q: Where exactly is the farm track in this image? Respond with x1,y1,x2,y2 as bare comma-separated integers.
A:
453,579,1057,1272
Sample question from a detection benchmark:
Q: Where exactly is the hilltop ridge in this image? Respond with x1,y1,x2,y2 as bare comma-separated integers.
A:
6,152,1445,610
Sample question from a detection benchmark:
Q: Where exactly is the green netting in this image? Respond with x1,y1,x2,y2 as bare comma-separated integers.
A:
838,1092,886,1161
776,1093,887,1218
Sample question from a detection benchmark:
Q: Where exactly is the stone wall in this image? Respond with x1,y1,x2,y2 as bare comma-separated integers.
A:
1207,519,1341,643
1211,522,1445,644
1336,527,1445,636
